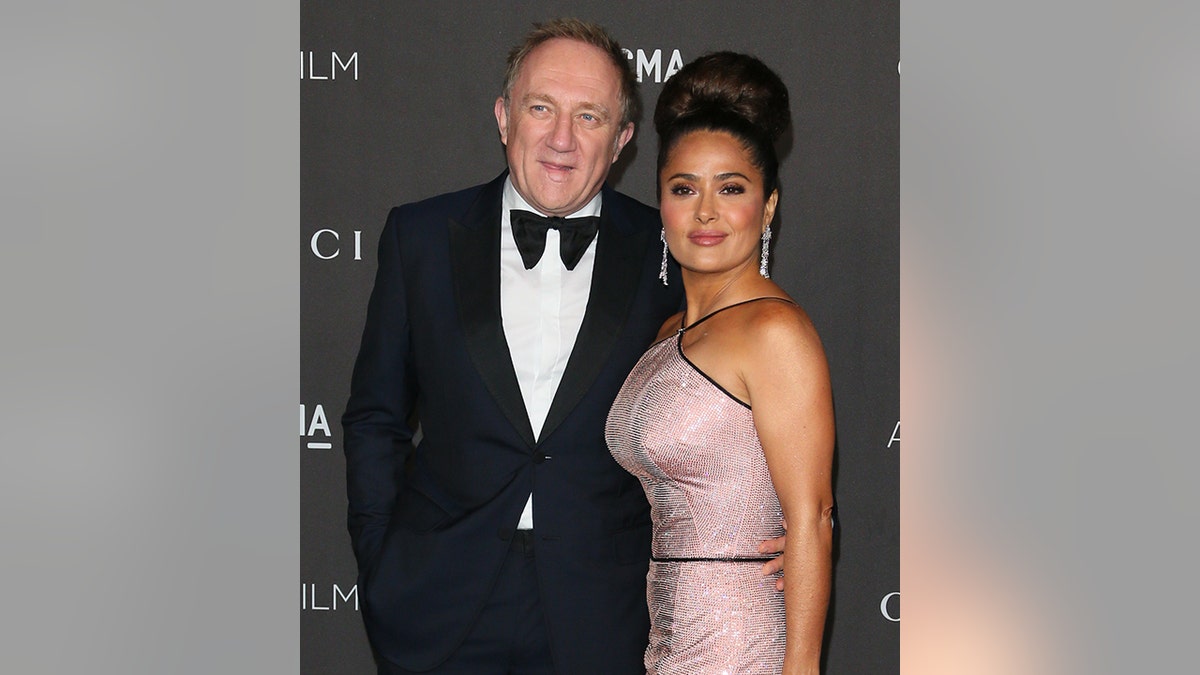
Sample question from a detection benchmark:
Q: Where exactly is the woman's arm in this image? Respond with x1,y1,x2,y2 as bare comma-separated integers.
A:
743,304,836,675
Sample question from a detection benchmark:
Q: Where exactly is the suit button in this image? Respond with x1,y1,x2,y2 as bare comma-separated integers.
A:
533,452,547,464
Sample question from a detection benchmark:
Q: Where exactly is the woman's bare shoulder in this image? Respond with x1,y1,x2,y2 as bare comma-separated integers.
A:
655,311,685,342
738,298,825,364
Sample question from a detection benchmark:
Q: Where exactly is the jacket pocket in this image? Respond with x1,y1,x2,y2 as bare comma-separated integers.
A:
395,484,452,532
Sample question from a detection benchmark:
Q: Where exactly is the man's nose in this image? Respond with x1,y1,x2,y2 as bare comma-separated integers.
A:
547,114,576,152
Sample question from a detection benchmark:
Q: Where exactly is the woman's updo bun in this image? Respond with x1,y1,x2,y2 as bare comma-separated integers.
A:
654,52,791,196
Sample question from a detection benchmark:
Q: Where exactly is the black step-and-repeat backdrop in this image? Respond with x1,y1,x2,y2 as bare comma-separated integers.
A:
302,2,897,672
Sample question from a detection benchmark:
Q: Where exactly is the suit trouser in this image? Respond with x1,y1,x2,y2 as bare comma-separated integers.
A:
376,530,555,675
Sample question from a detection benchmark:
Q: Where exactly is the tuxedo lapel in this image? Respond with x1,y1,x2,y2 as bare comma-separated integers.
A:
449,174,537,448
540,188,650,443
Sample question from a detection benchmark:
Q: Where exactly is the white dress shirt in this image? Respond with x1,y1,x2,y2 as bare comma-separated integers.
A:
501,179,600,530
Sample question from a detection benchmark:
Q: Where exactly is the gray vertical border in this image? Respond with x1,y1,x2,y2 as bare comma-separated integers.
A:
903,2,1200,673
0,1,300,673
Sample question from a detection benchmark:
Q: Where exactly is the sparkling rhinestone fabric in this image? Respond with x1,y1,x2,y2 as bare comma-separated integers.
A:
606,333,786,674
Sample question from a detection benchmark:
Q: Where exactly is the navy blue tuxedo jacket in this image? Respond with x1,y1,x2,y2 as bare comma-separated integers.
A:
343,172,682,673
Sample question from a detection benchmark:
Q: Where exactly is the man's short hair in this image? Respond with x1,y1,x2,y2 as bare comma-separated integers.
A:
502,17,641,129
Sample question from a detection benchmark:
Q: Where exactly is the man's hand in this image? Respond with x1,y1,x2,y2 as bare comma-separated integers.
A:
758,518,787,591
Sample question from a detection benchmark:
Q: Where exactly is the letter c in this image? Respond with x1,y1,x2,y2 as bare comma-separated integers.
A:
880,591,899,622
311,229,339,259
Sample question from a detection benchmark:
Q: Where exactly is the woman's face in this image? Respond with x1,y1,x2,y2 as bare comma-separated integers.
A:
659,130,778,278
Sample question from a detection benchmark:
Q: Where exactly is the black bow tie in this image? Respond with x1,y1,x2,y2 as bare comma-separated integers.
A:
510,209,600,271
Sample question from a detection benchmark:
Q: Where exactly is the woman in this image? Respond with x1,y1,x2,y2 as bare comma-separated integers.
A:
606,52,835,675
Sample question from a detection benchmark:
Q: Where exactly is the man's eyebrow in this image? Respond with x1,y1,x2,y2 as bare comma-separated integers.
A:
520,93,611,120
576,102,611,119
520,93,557,106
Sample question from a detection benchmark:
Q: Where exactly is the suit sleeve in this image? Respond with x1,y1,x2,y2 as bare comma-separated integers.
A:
342,207,417,573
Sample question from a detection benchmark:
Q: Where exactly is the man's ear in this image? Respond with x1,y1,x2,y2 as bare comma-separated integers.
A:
494,97,509,145
611,123,635,164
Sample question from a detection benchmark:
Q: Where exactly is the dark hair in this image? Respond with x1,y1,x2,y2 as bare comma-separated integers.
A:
502,18,640,129
654,52,790,197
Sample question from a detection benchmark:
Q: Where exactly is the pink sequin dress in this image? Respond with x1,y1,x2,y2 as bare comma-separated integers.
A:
606,299,789,675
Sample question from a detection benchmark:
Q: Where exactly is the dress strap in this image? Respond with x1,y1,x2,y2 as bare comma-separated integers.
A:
679,296,796,333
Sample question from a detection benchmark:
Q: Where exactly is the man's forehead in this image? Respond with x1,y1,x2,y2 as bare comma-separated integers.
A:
520,39,619,85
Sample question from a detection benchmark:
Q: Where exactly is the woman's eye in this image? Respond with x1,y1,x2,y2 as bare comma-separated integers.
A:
720,184,746,195
669,184,694,196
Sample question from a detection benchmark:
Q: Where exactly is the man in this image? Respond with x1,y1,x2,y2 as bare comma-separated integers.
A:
343,19,779,674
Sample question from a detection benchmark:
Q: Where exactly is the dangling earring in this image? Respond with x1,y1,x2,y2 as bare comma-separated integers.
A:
659,227,669,285
759,227,771,278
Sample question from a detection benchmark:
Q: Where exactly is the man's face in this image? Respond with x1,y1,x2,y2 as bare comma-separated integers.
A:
495,38,634,217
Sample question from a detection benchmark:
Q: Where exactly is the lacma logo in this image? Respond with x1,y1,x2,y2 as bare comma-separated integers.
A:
622,48,683,83
300,51,358,80
301,403,332,449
